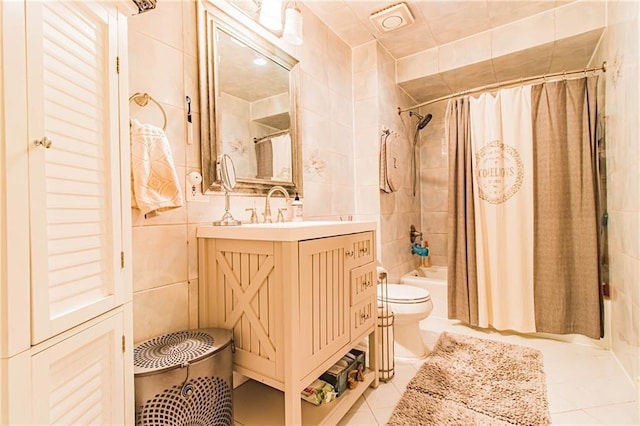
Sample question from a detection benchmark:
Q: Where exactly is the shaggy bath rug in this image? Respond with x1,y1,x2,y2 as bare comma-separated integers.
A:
387,332,551,425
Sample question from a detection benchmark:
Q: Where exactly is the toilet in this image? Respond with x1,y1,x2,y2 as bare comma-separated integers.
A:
377,269,433,359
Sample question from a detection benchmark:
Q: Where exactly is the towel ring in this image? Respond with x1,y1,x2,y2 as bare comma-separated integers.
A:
129,92,167,130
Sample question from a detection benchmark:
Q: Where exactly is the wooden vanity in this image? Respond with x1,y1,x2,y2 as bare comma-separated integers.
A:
197,221,379,425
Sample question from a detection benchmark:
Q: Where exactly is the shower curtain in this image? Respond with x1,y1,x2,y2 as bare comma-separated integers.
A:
469,86,536,333
446,97,479,326
447,76,603,339
531,77,602,338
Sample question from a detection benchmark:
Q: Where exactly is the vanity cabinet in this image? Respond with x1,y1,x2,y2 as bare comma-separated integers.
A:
197,223,379,425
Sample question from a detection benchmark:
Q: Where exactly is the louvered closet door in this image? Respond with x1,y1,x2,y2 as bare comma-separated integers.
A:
26,1,124,344
31,312,125,425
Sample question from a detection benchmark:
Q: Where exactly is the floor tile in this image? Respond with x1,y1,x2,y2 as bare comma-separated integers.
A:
338,408,379,426
551,409,600,424
583,401,639,425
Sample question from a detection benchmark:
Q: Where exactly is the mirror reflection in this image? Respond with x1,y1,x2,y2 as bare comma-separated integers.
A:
198,2,302,196
217,29,292,182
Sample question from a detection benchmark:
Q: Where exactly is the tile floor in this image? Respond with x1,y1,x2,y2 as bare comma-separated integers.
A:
338,319,639,425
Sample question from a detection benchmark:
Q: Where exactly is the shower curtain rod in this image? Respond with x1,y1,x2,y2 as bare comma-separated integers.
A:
254,128,289,144
397,61,607,114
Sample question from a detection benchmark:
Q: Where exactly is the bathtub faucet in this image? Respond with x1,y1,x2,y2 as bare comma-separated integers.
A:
412,242,429,257
410,224,423,244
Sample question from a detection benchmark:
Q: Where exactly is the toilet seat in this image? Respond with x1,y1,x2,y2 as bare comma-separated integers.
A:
377,284,431,304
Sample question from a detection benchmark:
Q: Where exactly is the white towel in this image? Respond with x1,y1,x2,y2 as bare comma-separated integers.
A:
130,119,183,217
271,134,292,181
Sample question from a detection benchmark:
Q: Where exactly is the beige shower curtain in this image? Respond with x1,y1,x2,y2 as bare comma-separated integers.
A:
531,77,603,339
446,97,479,326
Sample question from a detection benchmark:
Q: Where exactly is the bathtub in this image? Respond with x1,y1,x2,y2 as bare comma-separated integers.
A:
400,265,611,349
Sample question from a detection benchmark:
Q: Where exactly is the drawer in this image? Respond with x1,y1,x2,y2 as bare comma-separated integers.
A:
350,262,376,306
344,232,374,268
350,298,376,340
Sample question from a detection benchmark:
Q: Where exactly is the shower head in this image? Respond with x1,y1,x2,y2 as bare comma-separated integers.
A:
409,111,433,130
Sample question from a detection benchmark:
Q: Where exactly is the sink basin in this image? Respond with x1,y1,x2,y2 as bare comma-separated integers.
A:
197,220,376,241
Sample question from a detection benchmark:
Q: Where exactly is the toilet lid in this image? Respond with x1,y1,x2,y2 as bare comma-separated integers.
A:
377,284,431,304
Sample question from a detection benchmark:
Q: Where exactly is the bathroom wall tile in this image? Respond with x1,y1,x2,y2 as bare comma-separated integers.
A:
396,48,438,83
491,10,555,59
555,0,606,41
354,126,379,159
133,281,190,344
548,30,604,74
329,89,353,128
326,29,352,95
438,32,491,73
354,98,379,131
355,156,379,187
183,52,199,114
128,0,183,51
492,42,553,83
303,182,333,218
132,224,189,292
182,0,198,58
355,185,380,216
300,71,330,116
440,59,496,94
422,212,448,235
380,191,398,216
352,41,377,74
354,69,378,101
298,8,328,84
330,122,353,156
422,188,448,212
422,167,448,191
128,30,185,109
186,193,224,224
331,184,355,217
398,74,452,105
187,224,198,280
426,233,447,258
301,109,329,154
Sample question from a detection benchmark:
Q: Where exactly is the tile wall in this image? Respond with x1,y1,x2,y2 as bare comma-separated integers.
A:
599,0,640,392
352,41,421,282
128,0,355,343
418,100,448,267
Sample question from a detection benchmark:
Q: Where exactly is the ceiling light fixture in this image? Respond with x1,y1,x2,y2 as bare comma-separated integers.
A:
259,0,283,31
282,4,303,45
257,0,304,45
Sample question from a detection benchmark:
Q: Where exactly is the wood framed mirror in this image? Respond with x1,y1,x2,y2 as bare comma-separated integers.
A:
197,1,302,196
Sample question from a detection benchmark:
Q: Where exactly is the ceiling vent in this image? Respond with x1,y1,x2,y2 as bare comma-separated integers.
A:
370,3,415,33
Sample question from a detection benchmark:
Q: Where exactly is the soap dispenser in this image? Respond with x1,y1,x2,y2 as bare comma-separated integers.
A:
291,192,303,222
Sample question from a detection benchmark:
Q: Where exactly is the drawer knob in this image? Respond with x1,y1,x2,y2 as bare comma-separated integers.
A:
359,247,369,254
345,250,354,258
360,312,371,320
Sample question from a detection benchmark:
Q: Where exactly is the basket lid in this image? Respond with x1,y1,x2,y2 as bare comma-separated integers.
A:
134,328,232,376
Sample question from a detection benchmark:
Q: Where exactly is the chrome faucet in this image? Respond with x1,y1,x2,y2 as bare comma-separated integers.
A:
264,186,290,223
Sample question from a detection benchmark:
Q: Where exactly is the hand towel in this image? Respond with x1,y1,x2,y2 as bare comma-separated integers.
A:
271,134,292,181
255,139,273,179
130,119,183,217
